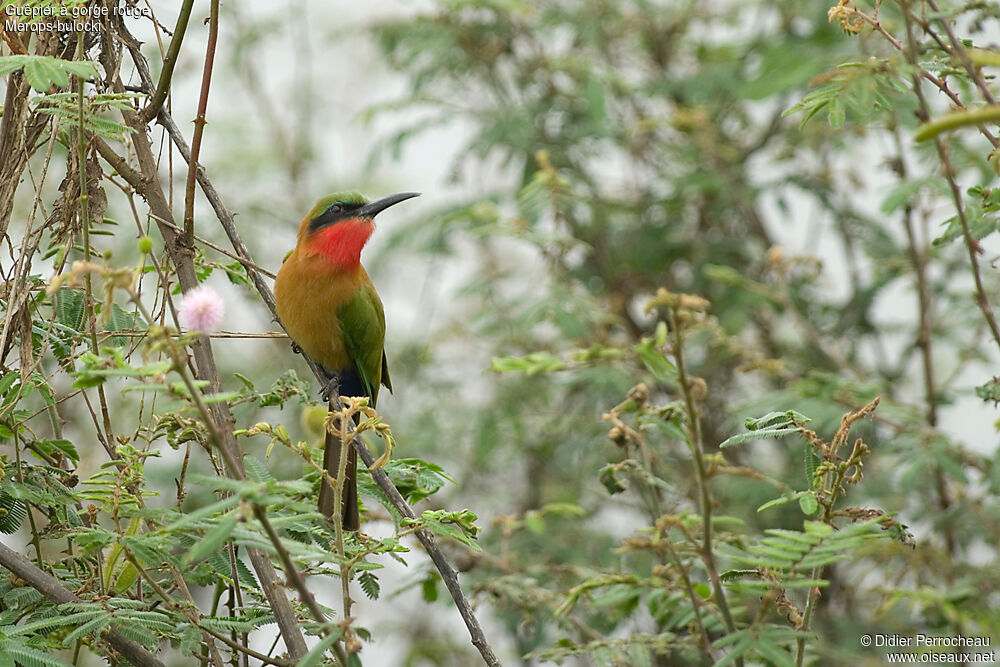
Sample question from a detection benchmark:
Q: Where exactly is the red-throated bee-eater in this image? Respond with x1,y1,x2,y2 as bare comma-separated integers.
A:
274,191,419,530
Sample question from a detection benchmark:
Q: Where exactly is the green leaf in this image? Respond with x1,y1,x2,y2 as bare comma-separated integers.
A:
164,494,242,532
745,410,810,430
757,493,793,512
975,377,1000,404
8,610,104,636
599,463,629,495
798,493,819,516
713,629,754,665
720,427,801,448
358,571,380,600
803,520,834,537
116,609,174,632
62,612,112,646
243,454,275,482
24,58,66,90
422,573,439,602
628,643,653,667
120,534,172,568
3,642,74,667
415,510,482,551
0,55,95,92
112,561,139,594
186,514,240,564
0,372,18,399
754,637,796,667
104,303,139,348
968,48,1000,67
32,439,79,464
295,626,344,667
84,114,135,140
804,447,822,487
55,289,85,330
491,352,567,375
110,619,157,649
827,98,845,127
636,337,676,382
375,458,452,504
200,611,275,634
721,410,809,447
0,489,27,534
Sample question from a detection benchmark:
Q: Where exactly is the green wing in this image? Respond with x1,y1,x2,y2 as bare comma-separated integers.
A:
337,285,390,408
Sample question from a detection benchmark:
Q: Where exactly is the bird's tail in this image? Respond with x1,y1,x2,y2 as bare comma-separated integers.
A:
319,413,360,531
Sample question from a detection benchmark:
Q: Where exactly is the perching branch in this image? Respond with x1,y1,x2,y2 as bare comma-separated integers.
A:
924,0,997,107
890,126,955,557
339,386,502,667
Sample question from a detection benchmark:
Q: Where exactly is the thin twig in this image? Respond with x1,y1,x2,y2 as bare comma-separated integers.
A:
666,306,740,657
891,126,955,556
848,3,999,149
167,563,227,667
75,29,118,471
795,398,879,667
141,0,195,123
183,0,219,246
924,0,996,106
330,401,355,650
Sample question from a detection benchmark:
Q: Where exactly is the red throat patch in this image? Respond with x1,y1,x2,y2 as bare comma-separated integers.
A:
310,219,374,269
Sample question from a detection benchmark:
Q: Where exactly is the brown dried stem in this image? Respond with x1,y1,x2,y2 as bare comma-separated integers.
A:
182,0,219,245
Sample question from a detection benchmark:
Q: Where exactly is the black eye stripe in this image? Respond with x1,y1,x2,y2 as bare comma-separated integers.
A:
309,201,364,231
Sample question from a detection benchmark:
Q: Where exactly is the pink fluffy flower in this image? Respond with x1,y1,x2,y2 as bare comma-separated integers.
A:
179,285,224,333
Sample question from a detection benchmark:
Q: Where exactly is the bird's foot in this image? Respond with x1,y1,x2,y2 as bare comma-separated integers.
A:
320,376,340,403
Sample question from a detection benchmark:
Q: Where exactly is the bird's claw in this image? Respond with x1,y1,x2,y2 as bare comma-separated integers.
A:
320,376,339,403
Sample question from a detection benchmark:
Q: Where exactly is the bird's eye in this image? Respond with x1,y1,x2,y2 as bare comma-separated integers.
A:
328,204,343,215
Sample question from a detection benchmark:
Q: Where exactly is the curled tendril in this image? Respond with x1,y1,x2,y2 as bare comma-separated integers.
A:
828,1,865,34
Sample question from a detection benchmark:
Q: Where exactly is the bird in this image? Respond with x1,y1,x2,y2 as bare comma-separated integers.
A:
274,191,419,530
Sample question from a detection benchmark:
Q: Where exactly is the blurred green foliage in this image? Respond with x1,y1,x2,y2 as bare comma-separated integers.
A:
365,0,1000,663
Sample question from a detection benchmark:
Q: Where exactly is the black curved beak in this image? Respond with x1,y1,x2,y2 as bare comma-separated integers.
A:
358,192,420,218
